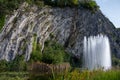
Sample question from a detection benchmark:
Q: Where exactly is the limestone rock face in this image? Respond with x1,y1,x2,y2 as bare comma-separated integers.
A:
0,3,120,61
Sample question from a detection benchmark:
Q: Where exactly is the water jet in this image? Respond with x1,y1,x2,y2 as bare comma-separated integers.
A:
83,34,112,70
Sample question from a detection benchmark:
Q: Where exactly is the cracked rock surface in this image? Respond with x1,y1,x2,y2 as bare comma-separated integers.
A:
0,3,120,61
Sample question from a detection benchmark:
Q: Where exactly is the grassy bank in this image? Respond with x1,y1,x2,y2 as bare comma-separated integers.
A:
0,69,119,80
0,72,28,80
30,68,120,80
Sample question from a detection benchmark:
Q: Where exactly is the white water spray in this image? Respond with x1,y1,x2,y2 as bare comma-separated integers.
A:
83,34,112,70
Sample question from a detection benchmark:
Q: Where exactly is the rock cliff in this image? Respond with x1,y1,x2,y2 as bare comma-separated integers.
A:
0,3,120,61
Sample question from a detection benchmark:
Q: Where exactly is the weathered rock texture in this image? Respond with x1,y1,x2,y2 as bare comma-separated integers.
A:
0,3,120,61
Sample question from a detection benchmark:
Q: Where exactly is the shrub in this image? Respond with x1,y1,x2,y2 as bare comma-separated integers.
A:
30,48,42,62
30,38,71,64
71,0,79,6
42,40,67,64
112,55,120,66
0,60,8,72
34,0,45,8
7,55,27,71
26,0,33,4
30,34,42,62
80,0,99,12
29,62,70,80
0,55,27,72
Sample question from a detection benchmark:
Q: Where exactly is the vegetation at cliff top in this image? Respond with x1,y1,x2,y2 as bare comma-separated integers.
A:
0,0,99,16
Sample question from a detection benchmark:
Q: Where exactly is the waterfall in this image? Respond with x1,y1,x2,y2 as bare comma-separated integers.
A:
83,34,112,70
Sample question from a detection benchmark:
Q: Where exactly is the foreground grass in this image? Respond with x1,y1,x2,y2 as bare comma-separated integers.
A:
50,68,120,80
0,69,120,80
0,72,28,80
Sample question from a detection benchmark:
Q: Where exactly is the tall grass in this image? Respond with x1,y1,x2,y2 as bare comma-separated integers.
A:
50,69,120,80
0,72,28,80
0,69,120,80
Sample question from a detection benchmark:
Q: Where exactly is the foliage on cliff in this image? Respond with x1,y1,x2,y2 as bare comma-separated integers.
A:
42,40,70,64
44,0,99,9
30,39,70,64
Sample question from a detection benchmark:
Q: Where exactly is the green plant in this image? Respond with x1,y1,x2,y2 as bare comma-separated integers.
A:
112,55,120,66
0,60,8,72
0,15,5,32
7,55,27,71
42,40,68,64
0,55,27,72
30,34,42,62
34,0,45,8
71,0,79,6
80,0,99,12
0,72,28,80
26,0,33,4
49,69,120,80
30,49,42,62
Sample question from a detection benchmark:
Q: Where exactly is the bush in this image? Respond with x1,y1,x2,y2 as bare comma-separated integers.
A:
71,0,79,6
30,36,70,64
112,55,120,66
0,60,8,72
0,55,27,72
30,47,42,62
7,55,27,71
81,0,99,12
30,34,42,62
34,0,45,8
42,40,66,64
